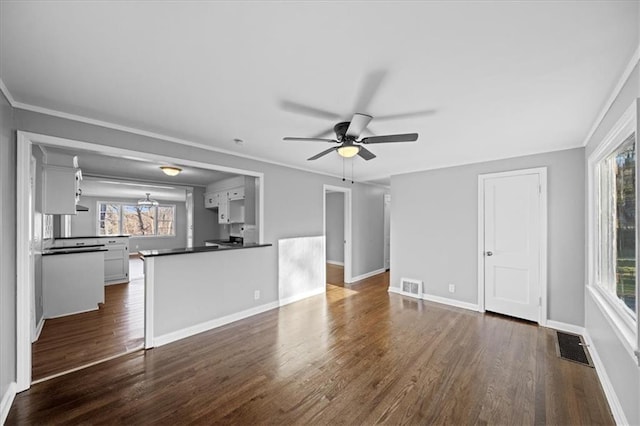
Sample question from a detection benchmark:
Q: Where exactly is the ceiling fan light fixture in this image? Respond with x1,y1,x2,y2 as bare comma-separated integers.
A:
160,166,182,176
337,145,360,158
138,192,159,207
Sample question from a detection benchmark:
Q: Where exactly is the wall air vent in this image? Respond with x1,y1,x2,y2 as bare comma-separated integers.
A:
400,278,423,299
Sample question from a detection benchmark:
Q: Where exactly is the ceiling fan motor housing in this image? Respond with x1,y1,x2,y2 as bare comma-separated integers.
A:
334,121,352,142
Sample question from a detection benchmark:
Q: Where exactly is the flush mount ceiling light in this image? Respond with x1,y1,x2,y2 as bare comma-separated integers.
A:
160,166,182,176
337,144,361,158
138,192,159,207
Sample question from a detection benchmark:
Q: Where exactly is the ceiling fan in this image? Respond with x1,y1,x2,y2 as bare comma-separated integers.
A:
283,113,418,161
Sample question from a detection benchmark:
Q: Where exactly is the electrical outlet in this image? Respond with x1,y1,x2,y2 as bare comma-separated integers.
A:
254,290,260,300
448,284,455,293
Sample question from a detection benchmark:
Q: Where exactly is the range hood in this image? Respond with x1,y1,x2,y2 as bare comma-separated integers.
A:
76,204,89,212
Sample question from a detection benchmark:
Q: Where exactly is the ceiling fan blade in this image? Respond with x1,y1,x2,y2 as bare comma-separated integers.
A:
375,109,437,121
283,137,337,143
353,69,387,113
280,100,342,120
346,113,373,138
361,133,418,144
308,147,337,161
357,146,376,161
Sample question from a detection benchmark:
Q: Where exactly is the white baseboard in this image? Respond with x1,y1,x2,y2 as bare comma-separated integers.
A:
279,287,326,307
421,293,480,312
154,301,280,347
326,260,344,266
387,287,480,312
33,317,45,342
583,331,629,426
544,320,585,336
1,382,17,425
349,268,386,283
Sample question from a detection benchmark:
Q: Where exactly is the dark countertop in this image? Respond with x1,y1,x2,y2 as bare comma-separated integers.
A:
54,235,130,239
43,246,109,256
139,243,272,258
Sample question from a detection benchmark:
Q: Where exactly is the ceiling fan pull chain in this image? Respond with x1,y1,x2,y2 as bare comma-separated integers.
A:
351,159,354,184
342,156,346,182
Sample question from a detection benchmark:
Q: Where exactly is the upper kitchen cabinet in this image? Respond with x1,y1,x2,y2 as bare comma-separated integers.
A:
205,176,257,226
42,151,83,215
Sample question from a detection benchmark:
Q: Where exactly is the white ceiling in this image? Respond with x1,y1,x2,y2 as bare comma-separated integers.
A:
1,1,638,183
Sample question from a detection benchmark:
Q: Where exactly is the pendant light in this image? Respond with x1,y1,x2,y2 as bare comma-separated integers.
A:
138,193,159,207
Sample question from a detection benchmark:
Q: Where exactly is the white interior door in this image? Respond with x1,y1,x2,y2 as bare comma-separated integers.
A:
482,170,543,322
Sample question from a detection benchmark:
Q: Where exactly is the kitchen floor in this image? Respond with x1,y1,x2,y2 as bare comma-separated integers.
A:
31,257,144,382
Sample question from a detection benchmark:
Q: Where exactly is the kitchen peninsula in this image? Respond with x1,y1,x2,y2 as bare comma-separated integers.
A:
139,241,275,348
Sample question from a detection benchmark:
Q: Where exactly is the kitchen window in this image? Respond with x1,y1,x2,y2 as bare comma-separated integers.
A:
98,202,176,237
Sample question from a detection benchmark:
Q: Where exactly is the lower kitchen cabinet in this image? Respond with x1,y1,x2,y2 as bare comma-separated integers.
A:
104,237,129,285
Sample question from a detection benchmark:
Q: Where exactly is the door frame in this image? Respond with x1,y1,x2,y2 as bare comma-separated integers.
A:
15,131,265,392
323,185,353,283
477,167,548,325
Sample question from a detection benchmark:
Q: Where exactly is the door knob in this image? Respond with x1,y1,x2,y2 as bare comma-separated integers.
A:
486,251,493,256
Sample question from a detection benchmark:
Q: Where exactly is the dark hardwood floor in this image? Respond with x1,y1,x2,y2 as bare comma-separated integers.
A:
31,261,144,381
10,269,613,424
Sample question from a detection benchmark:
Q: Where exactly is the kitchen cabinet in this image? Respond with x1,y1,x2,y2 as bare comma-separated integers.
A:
204,192,218,208
229,199,245,223
103,237,129,285
43,165,82,215
228,186,245,200
218,194,229,224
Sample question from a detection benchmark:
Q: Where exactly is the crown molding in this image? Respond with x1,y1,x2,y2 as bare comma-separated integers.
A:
0,77,16,106
581,44,640,147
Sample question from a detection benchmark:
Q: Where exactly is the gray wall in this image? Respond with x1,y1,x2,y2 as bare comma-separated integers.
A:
14,107,386,280
584,61,639,425
0,92,16,403
325,192,344,264
70,195,188,253
193,186,220,246
391,147,585,325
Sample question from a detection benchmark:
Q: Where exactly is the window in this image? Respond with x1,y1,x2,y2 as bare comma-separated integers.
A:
98,202,176,237
596,134,636,317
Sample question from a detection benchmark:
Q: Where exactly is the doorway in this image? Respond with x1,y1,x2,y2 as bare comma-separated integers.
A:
477,167,547,324
323,185,352,285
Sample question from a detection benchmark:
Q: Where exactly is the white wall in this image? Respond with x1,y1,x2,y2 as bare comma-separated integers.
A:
391,147,585,325
325,192,344,264
70,195,188,253
583,60,639,425
0,83,16,420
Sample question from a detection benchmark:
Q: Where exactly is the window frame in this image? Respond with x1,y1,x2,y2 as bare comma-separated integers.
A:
97,201,177,238
587,100,639,364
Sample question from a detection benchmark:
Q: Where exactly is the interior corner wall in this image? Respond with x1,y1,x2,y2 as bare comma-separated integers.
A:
390,147,585,325
583,60,639,425
0,92,17,403
325,192,344,264
13,108,386,291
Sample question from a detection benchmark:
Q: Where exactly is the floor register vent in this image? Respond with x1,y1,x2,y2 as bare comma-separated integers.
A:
400,278,423,299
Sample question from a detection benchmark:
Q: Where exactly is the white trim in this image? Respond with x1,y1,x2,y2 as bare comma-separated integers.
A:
0,77,16,105
154,301,280,347
350,268,386,283
144,257,155,349
326,260,344,266
45,307,99,319
582,46,640,148
16,133,31,392
279,287,326,307
0,382,17,425
588,286,637,363
583,331,629,426
323,185,353,284
388,287,480,312
477,167,548,325
421,293,480,312
545,320,585,336
33,317,45,342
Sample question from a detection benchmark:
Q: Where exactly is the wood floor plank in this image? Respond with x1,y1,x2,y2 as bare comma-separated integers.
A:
9,266,614,425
